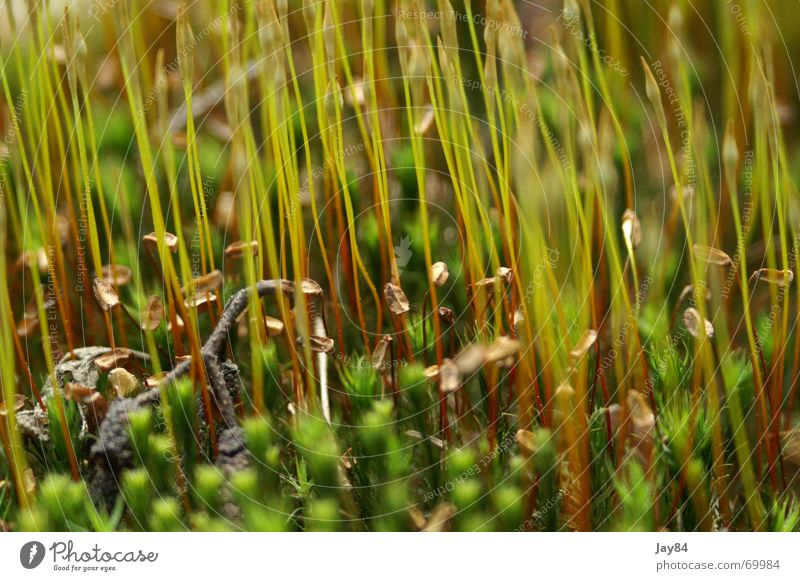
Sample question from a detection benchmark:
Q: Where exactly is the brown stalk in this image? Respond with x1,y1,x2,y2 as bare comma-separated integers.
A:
10,312,46,412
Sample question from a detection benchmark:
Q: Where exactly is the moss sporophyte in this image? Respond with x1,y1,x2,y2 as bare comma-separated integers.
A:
0,0,799,532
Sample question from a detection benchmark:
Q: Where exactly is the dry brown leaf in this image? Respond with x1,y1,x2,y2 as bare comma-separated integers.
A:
692,244,732,266
384,282,410,315
141,296,164,332
187,270,223,294
423,364,440,380
453,344,486,375
439,358,461,394
753,268,794,286
265,316,285,337
94,348,134,373
485,336,520,364
0,394,26,416
143,231,178,254
299,278,324,297
86,393,108,432
93,278,121,311
371,335,393,372
570,329,598,359
431,261,449,286
64,383,96,403
224,240,259,259
108,368,141,398
683,307,714,339
184,291,218,312
299,335,335,353
145,372,169,389
100,264,132,286
471,276,498,289
621,209,642,248
496,266,513,283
